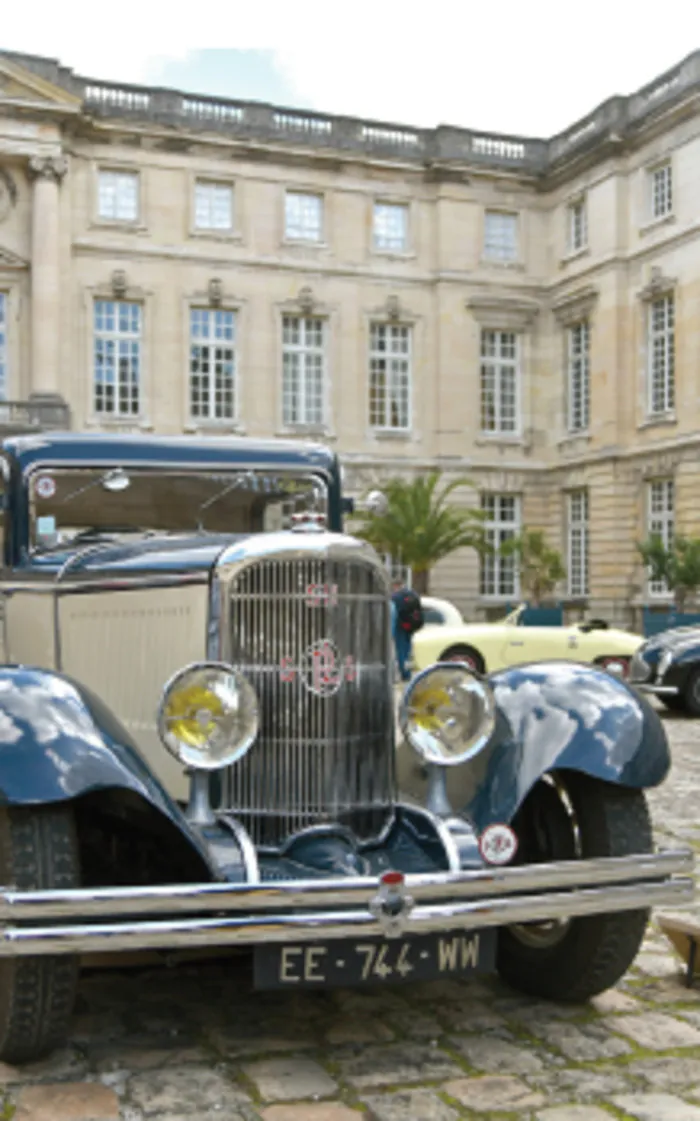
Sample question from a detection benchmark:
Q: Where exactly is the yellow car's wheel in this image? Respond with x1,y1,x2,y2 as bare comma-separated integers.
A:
595,655,631,679
439,645,485,674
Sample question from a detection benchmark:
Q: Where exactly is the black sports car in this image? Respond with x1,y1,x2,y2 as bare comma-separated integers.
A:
629,626,700,714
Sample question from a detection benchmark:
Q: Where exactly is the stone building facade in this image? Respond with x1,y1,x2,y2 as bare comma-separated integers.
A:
1,48,700,624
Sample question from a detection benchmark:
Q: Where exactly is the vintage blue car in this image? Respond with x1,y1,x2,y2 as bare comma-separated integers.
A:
0,432,691,1063
630,625,700,714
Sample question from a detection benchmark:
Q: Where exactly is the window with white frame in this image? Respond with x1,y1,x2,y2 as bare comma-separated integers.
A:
567,490,589,598
648,294,675,415
647,479,674,596
480,329,519,434
284,191,323,241
194,180,233,231
93,300,142,417
282,315,325,426
483,211,518,262
369,322,411,431
480,494,521,598
97,170,139,222
0,293,6,400
373,202,408,252
567,197,588,253
650,162,672,220
567,320,590,432
189,308,236,421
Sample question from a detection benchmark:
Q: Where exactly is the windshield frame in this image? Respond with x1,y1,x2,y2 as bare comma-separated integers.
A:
23,462,331,556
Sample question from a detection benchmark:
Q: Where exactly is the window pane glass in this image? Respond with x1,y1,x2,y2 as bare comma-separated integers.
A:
480,329,519,434
93,300,142,417
285,192,323,240
479,493,521,597
484,211,517,260
281,315,325,426
0,292,6,400
373,203,408,251
98,171,139,221
189,307,237,421
369,322,411,430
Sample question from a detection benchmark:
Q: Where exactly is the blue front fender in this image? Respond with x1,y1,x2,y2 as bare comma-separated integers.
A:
397,661,671,832
468,661,670,829
0,666,215,873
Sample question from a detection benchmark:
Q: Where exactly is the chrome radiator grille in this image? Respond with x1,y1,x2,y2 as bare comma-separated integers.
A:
217,553,395,847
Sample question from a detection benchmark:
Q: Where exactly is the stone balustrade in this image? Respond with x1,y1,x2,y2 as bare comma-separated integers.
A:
4,47,700,174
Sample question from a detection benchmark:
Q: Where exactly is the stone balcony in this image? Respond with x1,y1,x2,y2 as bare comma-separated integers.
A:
4,47,700,177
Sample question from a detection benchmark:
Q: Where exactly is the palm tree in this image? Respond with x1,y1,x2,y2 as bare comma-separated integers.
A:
637,534,700,613
500,529,566,607
352,471,488,595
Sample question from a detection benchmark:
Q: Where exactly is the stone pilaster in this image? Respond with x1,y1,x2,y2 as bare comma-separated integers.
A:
28,155,68,404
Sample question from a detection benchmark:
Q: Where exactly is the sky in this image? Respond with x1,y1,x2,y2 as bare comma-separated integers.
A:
4,2,700,137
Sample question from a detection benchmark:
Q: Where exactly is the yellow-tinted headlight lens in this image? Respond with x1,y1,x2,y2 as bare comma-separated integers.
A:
158,663,259,770
400,663,495,766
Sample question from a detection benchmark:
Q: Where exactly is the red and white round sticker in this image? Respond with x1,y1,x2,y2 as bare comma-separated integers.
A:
479,823,518,866
34,475,56,500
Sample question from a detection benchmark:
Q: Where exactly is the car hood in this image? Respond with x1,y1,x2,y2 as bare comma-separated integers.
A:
639,626,700,660
29,533,242,578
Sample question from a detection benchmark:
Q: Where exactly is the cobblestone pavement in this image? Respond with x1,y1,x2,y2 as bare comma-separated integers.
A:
5,707,700,1120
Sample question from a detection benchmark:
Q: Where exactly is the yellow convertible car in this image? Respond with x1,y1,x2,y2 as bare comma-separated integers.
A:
412,604,643,678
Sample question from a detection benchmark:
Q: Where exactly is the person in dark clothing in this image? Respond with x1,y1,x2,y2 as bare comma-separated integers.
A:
391,581,424,681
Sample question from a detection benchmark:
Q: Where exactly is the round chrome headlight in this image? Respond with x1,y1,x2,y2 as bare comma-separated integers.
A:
158,663,259,770
399,663,496,767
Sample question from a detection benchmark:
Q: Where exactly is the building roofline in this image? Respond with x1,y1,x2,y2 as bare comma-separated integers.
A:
2,47,700,176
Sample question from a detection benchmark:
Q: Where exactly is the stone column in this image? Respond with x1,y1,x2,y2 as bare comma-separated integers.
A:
28,155,69,421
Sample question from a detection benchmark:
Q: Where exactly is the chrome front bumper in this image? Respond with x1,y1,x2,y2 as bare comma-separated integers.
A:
632,682,680,696
0,851,693,957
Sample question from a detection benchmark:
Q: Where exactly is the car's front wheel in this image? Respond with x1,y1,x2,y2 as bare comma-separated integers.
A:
439,645,485,674
0,806,80,1063
683,668,700,717
497,772,651,1002
595,655,631,678
660,694,687,713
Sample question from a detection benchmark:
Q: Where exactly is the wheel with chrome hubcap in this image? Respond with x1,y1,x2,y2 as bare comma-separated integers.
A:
497,772,652,1002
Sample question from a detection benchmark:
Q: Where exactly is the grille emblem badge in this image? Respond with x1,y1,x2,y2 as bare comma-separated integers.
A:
280,640,357,696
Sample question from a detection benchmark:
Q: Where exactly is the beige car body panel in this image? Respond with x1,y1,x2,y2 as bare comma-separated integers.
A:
412,607,643,674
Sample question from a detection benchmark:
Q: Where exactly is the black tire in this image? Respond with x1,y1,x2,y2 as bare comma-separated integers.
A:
497,772,652,1003
683,668,700,717
439,645,485,674
660,694,687,713
0,806,80,1063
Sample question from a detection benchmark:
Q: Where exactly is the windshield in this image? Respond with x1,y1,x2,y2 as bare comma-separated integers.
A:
29,467,328,552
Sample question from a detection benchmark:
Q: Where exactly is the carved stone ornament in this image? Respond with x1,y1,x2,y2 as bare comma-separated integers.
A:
208,278,223,307
551,284,599,325
298,286,314,313
638,266,676,302
640,452,681,480
27,155,68,184
385,295,401,321
467,293,540,330
111,269,128,298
